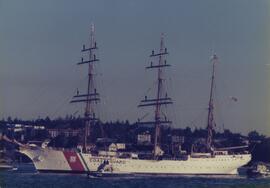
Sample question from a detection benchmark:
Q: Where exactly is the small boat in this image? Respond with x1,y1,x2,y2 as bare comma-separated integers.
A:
248,163,270,177
0,159,13,171
0,150,14,171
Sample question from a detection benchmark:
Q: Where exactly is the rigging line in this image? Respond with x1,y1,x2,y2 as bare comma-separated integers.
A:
166,72,181,128
174,105,208,110
49,94,75,119
28,62,80,108
171,103,180,128
185,109,207,130
171,92,181,128
45,75,89,119
146,80,158,96
96,62,109,122
142,57,167,98
137,81,156,105
154,70,175,129
213,81,226,132
139,113,150,121
24,66,85,118
121,103,140,123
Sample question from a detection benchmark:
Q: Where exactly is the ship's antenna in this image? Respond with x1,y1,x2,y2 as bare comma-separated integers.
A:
206,54,218,152
138,33,173,158
70,23,100,152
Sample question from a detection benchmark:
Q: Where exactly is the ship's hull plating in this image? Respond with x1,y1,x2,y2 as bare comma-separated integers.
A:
20,147,251,175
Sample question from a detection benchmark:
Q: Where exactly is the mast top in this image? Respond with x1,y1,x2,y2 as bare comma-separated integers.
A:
211,54,218,62
91,23,94,33
90,23,95,44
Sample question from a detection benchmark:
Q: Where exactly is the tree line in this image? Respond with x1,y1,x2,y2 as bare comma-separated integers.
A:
0,116,269,163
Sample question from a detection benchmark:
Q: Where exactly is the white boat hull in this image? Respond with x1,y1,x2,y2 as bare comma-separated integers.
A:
0,164,13,170
19,146,251,175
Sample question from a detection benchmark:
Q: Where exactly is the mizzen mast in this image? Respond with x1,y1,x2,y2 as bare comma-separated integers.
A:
206,54,218,152
70,24,100,152
138,34,172,158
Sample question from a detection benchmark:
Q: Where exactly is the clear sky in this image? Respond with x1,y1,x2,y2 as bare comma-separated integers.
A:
0,0,269,136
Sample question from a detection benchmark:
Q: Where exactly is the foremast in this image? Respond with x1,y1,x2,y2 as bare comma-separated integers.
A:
206,54,218,152
138,34,173,158
71,24,100,152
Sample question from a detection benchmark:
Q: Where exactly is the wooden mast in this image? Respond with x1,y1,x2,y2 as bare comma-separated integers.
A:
206,54,218,152
70,24,100,152
138,34,172,158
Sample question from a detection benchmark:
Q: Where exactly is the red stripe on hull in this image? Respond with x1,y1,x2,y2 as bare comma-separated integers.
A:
63,151,85,172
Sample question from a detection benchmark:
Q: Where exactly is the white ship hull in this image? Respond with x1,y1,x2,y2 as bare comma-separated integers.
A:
20,146,251,175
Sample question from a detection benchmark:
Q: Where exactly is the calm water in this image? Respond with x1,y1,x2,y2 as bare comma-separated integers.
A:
0,164,270,188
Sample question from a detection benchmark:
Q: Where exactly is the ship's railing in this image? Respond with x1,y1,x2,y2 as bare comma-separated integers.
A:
46,147,81,152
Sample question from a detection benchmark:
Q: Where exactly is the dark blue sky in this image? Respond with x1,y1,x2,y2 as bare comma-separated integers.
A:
0,0,269,135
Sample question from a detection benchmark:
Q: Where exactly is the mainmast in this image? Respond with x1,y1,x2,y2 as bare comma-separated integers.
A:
138,34,172,158
71,24,100,152
206,54,218,152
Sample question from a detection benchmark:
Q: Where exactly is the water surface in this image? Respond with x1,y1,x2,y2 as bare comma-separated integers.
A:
0,164,269,188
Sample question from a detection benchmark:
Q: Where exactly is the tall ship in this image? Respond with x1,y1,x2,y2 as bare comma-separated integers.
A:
18,26,251,175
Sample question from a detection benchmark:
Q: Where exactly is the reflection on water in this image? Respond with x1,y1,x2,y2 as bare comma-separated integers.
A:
0,164,269,188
